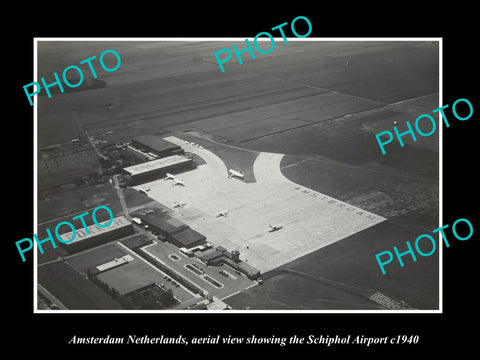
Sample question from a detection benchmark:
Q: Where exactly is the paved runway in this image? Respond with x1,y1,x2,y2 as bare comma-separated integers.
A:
135,136,384,273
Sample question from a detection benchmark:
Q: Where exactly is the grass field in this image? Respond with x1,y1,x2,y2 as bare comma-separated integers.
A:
96,258,163,295
225,272,383,310
95,247,193,304
38,261,123,310
225,220,439,310
37,182,121,224
67,243,128,274
122,187,157,209
38,146,98,189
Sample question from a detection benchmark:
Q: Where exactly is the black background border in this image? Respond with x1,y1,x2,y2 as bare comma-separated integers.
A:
6,4,478,355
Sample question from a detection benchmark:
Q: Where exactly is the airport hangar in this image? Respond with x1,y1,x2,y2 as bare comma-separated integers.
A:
57,216,134,253
131,135,184,158
140,211,207,249
122,155,193,184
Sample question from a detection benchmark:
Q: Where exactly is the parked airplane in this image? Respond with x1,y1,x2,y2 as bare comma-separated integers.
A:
228,169,244,179
173,201,187,209
268,224,283,232
164,172,185,186
164,173,175,181
173,178,185,186
215,210,228,218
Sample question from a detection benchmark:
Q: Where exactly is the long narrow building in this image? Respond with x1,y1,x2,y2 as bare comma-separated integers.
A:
58,216,133,253
122,155,193,183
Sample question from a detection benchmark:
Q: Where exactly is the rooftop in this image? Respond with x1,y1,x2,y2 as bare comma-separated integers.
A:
58,216,131,245
132,135,181,154
236,261,260,277
123,155,191,176
170,228,206,248
96,254,135,272
142,214,187,234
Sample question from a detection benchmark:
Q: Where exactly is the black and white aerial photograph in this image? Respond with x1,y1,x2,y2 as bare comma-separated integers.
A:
34,39,440,311
7,6,479,355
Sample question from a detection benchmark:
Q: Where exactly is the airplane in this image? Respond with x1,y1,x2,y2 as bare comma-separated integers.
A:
164,173,175,181
268,224,283,232
164,172,185,186
172,178,185,186
228,169,244,179
173,201,187,209
215,210,228,218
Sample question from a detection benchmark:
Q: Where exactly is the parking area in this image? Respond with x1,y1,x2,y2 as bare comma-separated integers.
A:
141,241,256,299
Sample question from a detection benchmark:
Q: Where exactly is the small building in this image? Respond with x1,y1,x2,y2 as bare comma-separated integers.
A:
131,217,142,225
142,214,189,237
189,296,231,310
89,254,135,276
199,249,225,263
199,248,261,280
236,261,261,280
179,247,194,257
216,246,227,253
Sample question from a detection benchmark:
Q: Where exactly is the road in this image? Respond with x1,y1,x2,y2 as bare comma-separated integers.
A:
38,283,69,310
112,174,130,220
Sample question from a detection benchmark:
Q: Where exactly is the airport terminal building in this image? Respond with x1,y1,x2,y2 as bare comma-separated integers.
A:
122,155,193,184
58,216,134,253
199,247,260,280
